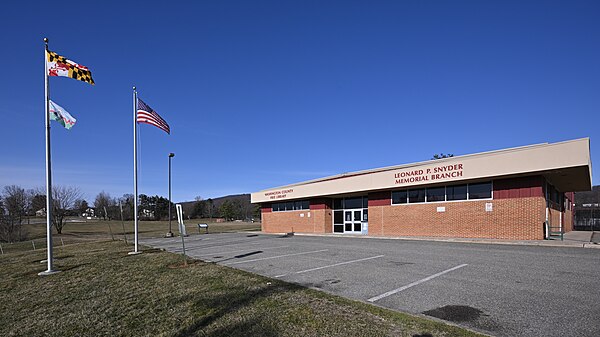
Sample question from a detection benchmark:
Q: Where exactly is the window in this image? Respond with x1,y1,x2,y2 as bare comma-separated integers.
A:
408,189,425,203
344,197,363,209
333,197,368,209
426,186,445,202
334,210,343,224
271,199,310,212
468,182,492,199
392,190,407,204
391,181,492,204
333,199,343,210
447,184,467,201
353,210,361,221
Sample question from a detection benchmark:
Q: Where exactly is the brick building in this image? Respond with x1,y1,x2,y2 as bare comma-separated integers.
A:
251,138,592,240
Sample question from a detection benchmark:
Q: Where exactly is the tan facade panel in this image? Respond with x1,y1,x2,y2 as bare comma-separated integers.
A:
252,138,591,203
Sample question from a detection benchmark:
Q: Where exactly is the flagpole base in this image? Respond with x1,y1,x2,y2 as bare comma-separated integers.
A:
128,251,142,255
38,270,61,276
165,232,174,238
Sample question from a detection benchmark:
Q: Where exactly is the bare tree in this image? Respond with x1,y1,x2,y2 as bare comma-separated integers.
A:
30,193,46,215
94,191,112,220
73,199,89,216
51,185,83,234
0,195,6,241
1,185,29,241
119,194,134,221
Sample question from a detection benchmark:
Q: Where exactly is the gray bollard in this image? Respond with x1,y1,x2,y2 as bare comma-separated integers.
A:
32,241,36,250
0,243,3,255
61,238,64,247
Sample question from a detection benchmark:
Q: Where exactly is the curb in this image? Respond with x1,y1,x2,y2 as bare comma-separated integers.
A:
256,231,596,249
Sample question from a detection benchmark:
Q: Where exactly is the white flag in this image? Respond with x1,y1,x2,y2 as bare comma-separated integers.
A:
49,100,76,129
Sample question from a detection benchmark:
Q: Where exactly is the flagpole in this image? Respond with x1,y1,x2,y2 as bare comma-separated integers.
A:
129,86,141,255
39,37,59,276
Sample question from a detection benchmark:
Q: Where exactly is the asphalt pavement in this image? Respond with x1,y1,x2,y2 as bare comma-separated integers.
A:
141,233,600,336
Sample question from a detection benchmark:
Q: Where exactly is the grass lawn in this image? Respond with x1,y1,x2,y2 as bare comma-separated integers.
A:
1,218,261,254
0,240,485,337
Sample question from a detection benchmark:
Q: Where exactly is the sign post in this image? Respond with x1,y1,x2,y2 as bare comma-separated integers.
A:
176,204,187,266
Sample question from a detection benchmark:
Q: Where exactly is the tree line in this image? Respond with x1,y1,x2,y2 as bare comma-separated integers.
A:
1,184,261,243
185,195,260,221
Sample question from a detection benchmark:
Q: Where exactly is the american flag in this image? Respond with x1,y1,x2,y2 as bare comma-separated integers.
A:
137,98,170,134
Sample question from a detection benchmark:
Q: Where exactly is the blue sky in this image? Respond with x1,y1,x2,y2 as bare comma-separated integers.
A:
1,1,598,203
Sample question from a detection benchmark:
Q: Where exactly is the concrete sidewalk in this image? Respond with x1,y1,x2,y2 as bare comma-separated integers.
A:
283,230,600,249
563,231,594,243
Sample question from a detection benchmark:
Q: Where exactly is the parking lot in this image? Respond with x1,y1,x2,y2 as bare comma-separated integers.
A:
141,233,600,336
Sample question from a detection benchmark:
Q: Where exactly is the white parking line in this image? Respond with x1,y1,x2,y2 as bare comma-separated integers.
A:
155,241,265,254
367,264,468,302
198,245,290,257
150,236,262,246
188,241,262,248
274,255,385,278
223,249,329,266
187,238,264,246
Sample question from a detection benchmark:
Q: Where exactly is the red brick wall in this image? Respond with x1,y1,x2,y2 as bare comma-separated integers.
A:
368,191,390,206
374,197,546,240
259,175,574,240
262,209,328,233
547,207,561,230
564,192,574,232
310,198,331,210
368,192,389,236
263,197,547,240
564,209,573,232
494,176,544,199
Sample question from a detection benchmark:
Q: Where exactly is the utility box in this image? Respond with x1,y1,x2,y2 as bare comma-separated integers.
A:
361,222,368,235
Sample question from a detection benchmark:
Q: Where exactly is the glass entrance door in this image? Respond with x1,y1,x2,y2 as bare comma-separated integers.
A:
332,196,368,234
344,209,363,233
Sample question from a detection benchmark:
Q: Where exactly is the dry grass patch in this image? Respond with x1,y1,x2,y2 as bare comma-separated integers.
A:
0,240,484,337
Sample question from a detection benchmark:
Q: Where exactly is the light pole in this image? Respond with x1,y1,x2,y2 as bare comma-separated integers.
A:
166,152,175,237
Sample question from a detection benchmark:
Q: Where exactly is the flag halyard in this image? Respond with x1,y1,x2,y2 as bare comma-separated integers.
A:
137,98,170,134
46,50,95,85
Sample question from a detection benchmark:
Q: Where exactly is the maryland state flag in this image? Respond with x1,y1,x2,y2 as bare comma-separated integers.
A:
46,50,94,85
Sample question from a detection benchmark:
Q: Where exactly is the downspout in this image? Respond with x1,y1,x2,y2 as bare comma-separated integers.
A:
545,180,549,239
559,194,563,233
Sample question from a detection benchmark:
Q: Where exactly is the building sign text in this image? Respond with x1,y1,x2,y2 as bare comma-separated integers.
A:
264,189,294,200
394,164,464,185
